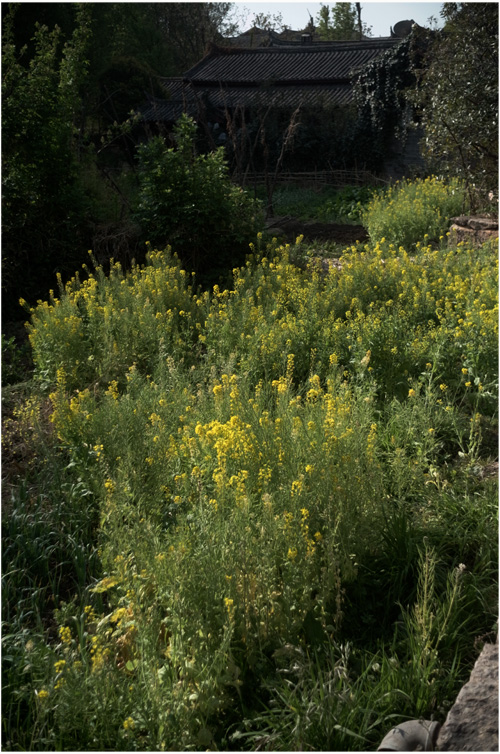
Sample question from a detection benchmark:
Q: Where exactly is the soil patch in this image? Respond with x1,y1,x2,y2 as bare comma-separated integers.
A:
265,216,368,245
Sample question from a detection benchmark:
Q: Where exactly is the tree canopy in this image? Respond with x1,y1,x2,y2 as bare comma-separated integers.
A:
2,4,93,311
1,2,240,313
352,2,498,204
316,3,371,41
412,2,498,206
251,12,285,33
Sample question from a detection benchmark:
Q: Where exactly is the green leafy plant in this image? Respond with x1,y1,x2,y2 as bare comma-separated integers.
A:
133,114,263,281
258,184,377,223
362,176,466,248
1,334,32,386
317,185,379,223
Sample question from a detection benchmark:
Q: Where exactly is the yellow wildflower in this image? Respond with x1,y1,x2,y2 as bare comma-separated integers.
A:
59,626,72,645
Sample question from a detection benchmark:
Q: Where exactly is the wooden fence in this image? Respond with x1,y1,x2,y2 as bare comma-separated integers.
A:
235,169,389,188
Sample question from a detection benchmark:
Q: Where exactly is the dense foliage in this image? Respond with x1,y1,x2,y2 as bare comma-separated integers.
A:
256,184,375,223
133,115,263,280
316,2,370,40
411,3,498,207
4,179,497,748
1,3,240,316
1,5,93,315
363,176,466,249
4,2,238,80
351,32,426,171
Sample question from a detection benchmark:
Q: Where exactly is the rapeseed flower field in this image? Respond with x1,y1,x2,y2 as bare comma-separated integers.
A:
4,189,498,750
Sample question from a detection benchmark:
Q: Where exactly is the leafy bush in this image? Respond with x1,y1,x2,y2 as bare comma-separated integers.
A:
362,176,466,248
133,114,263,281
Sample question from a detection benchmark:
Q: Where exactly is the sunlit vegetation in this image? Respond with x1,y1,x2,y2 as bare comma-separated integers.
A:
3,177,497,747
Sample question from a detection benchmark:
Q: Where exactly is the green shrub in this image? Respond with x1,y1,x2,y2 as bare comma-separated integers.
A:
133,115,263,282
362,176,466,248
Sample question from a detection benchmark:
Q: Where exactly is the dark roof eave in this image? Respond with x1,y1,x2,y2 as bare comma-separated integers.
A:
183,77,352,88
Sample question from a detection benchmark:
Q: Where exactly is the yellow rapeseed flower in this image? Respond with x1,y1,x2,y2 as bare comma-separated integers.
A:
59,626,72,645
104,479,115,493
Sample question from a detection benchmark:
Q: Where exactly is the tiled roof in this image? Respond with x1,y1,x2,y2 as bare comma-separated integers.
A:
207,83,353,108
140,39,399,123
140,81,353,122
184,40,398,84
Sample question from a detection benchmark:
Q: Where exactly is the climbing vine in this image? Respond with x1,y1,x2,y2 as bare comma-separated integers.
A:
353,36,413,140
352,30,432,151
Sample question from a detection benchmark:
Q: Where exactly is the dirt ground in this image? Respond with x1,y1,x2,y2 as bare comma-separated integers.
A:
265,215,368,245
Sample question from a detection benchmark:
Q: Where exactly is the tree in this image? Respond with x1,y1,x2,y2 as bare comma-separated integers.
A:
316,3,371,41
149,2,239,74
251,12,285,32
2,4,93,313
412,3,498,208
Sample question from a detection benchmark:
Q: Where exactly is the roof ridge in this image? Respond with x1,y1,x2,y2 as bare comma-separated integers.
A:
212,39,398,53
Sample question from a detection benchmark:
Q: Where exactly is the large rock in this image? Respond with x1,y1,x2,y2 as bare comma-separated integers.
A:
437,643,498,751
448,216,498,246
